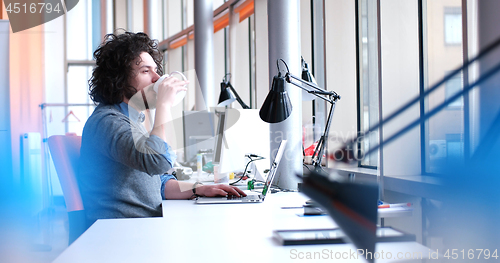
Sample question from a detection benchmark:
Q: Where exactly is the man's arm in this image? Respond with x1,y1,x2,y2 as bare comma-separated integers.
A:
88,109,173,176
163,180,247,199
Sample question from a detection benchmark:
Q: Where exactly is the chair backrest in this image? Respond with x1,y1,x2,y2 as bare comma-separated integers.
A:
48,135,84,212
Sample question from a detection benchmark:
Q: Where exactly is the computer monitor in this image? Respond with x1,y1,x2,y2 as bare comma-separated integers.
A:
182,111,216,163
212,109,226,166
215,109,270,174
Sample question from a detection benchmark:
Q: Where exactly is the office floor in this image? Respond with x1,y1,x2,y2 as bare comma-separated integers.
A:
17,201,70,263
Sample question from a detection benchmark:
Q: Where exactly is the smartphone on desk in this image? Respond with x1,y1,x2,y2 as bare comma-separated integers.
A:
273,227,415,246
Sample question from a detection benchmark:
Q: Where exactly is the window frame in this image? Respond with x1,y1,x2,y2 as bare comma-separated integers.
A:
354,0,474,176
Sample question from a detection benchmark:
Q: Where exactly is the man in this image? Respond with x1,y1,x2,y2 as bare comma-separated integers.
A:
79,32,245,225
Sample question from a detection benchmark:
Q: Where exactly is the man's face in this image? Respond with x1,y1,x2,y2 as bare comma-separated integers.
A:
128,52,160,110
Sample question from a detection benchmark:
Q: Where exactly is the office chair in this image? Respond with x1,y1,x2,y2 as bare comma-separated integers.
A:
48,135,87,245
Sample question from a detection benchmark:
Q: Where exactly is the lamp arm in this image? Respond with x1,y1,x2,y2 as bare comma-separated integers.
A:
286,73,341,100
312,100,337,170
286,79,335,104
280,70,341,170
228,82,250,109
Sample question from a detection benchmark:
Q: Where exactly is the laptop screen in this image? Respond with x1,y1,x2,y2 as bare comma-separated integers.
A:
212,110,226,165
261,140,287,198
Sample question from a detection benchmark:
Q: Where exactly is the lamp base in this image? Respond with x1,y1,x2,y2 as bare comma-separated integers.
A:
303,156,326,166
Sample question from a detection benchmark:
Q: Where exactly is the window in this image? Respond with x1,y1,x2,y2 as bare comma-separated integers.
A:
66,66,94,133
444,72,463,107
64,0,97,133
358,0,380,168
444,7,462,45
424,0,465,174
356,0,435,177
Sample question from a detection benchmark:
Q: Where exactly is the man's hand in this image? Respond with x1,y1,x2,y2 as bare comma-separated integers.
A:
196,184,247,197
151,76,188,143
155,76,188,108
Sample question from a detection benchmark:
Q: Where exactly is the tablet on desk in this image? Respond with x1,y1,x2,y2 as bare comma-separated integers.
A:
273,227,416,246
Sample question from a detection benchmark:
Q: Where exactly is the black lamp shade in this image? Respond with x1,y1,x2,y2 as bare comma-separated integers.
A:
217,82,236,107
300,60,317,101
259,75,293,123
302,67,313,82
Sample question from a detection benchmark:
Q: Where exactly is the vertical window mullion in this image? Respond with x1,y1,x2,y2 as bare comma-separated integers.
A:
355,0,362,167
461,0,471,162
418,0,426,176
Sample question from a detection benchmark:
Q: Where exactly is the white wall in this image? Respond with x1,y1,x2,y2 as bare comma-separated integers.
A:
213,28,227,105
44,18,65,105
324,0,358,168
131,0,144,32
166,0,183,38
115,0,127,32
43,15,66,196
186,39,196,110
0,20,13,178
254,0,269,108
300,0,314,129
380,0,421,176
231,17,251,109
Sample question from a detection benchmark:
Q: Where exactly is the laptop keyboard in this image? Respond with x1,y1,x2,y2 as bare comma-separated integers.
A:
227,195,259,201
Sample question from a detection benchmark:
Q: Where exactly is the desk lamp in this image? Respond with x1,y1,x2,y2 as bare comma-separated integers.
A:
217,73,250,109
260,62,377,262
259,59,341,171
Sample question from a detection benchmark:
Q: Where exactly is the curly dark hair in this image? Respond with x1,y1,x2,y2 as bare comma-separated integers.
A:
89,31,164,105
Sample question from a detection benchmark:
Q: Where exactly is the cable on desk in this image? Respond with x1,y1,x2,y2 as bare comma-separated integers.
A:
271,183,298,193
229,156,264,186
252,179,298,193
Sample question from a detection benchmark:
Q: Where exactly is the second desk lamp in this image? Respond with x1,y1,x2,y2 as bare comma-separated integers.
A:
217,73,250,109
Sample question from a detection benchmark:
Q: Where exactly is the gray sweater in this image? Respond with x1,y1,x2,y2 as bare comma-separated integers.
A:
79,103,173,224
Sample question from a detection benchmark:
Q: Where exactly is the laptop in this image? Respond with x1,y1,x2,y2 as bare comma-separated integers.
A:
195,140,287,204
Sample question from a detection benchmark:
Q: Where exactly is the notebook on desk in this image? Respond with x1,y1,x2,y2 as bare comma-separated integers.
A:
195,140,287,204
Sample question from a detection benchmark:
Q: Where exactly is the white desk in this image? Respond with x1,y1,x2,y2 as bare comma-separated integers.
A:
53,192,429,263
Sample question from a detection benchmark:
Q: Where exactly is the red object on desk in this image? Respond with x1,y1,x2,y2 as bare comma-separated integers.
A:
378,203,412,209
304,141,325,157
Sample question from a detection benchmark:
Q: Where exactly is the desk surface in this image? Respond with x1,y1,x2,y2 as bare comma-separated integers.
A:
53,192,428,263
